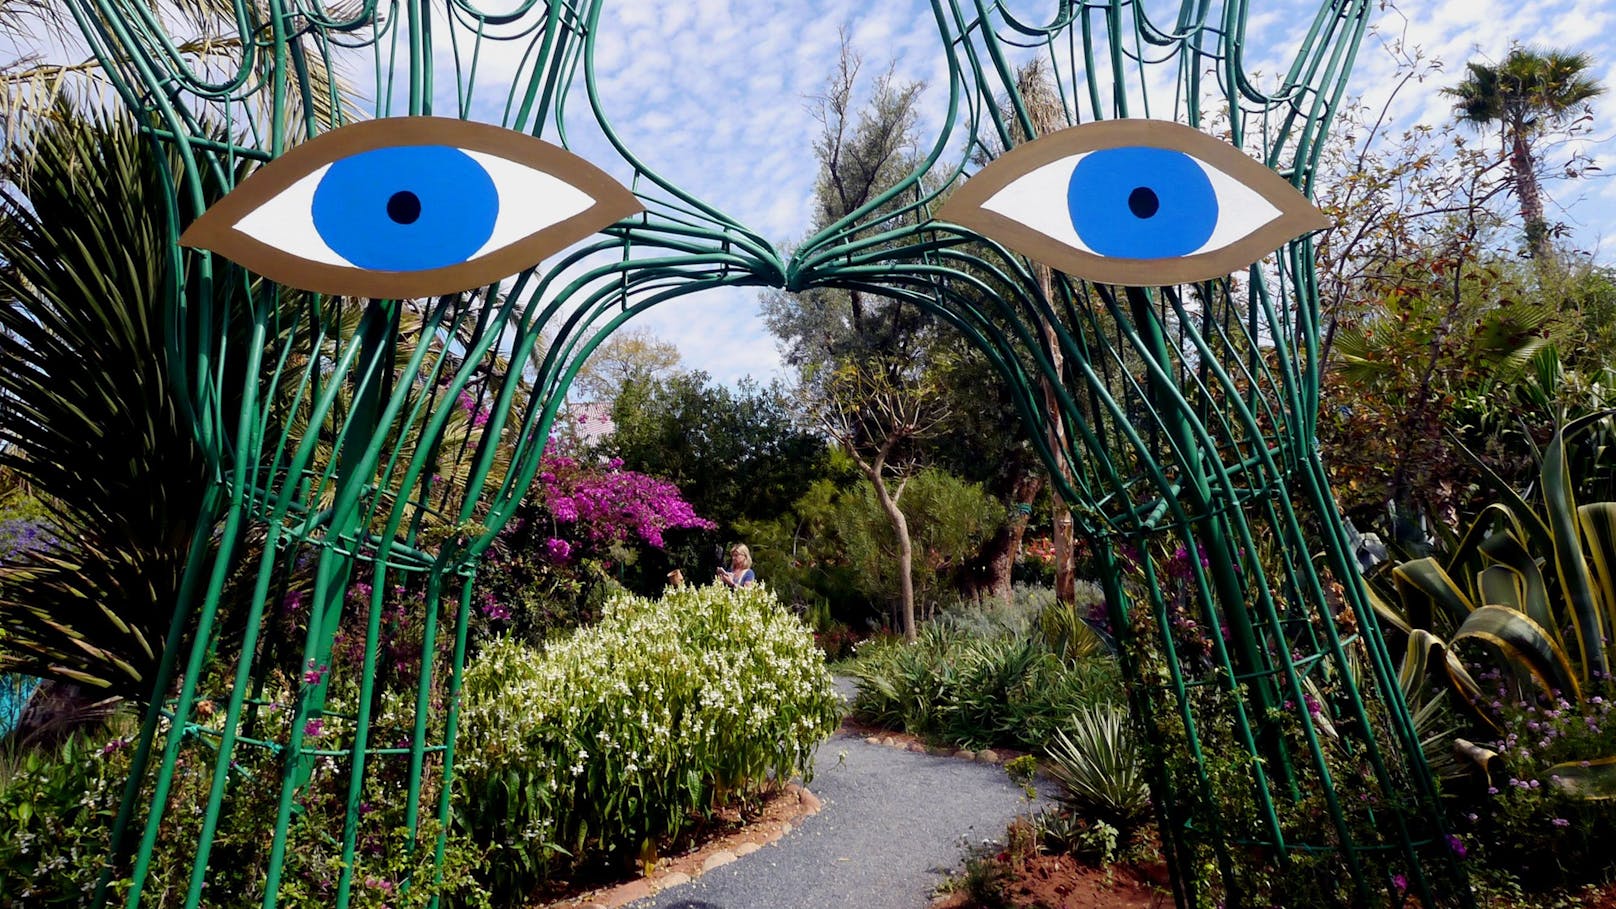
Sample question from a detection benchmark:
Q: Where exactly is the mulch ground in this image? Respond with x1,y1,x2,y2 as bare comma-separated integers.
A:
929,853,1170,909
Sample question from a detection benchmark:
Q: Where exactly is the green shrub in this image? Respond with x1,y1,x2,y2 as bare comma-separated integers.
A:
838,468,1006,620
0,731,121,906
847,615,1120,751
455,582,843,897
1044,704,1151,833
0,719,489,909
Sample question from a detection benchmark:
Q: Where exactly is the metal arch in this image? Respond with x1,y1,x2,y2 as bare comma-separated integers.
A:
46,0,1469,906
59,1,794,906
785,1,1470,906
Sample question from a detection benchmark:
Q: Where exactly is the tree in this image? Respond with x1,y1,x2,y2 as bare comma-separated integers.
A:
599,370,831,583
1307,45,1616,541
0,110,225,694
1005,58,1080,605
767,37,1047,605
568,327,682,404
1443,47,1605,260
829,468,1004,621
806,359,950,640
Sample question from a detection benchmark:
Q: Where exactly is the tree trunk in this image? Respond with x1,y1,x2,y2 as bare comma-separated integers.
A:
869,468,916,641
1508,129,1551,260
1036,264,1079,603
960,470,1044,603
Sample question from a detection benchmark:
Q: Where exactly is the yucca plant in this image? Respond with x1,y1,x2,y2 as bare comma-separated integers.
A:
1371,410,1616,792
1044,704,1151,832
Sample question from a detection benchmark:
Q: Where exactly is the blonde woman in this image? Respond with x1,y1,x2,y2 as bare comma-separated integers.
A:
716,543,756,588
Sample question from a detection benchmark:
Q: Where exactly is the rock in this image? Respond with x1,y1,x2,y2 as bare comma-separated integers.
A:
908,741,928,753
702,851,737,872
609,879,652,905
734,842,761,857
864,736,880,745
954,749,975,760
881,736,897,746
657,872,691,889
976,749,1000,763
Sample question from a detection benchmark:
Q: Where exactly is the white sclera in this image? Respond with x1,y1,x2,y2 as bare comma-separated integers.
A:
463,150,595,260
233,163,354,268
1188,161,1281,256
982,153,1099,255
980,151,1285,260
230,151,601,275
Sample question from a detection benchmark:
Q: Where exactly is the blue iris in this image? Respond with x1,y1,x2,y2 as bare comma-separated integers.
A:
1066,146,1217,259
311,145,498,272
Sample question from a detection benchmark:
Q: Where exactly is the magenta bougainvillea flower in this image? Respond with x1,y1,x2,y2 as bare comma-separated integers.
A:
536,452,714,557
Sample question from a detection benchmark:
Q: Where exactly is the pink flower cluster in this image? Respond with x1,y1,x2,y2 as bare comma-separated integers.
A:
537,453,715,554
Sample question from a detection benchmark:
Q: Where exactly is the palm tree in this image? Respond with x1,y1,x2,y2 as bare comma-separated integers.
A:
0,109,235,699
1444,47,1605,260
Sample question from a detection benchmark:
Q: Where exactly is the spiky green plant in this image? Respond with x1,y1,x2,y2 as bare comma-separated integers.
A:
1044,703,1151,832
1372,411,1616,793
0,108,246,697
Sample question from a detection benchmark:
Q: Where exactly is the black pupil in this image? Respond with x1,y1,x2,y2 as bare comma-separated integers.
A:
386,191,422,225
1128,186,1160,219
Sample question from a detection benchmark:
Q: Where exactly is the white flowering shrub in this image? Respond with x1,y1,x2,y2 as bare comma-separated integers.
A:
456,582,842,896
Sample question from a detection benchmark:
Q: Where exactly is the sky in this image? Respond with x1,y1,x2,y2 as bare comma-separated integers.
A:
7,0,1613,389
525,0,1616,388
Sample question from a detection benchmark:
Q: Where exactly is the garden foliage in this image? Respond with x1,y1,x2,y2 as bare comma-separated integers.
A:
847,588,1119,751
1370,412,1616,889
1044,704,1151,834
1372,414,1616,751
0,718,491,908
742,467,1006,632
455,582,842,897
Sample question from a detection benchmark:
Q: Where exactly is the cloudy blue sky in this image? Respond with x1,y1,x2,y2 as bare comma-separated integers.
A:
9,0,1612,387
513,0,1616,388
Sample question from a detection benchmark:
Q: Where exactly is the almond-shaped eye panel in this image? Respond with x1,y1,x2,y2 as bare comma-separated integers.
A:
179,117,643,298
936,119,1331,286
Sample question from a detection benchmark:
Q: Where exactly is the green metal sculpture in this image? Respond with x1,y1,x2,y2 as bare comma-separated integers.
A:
792,5,1470,906
54,0,1469,906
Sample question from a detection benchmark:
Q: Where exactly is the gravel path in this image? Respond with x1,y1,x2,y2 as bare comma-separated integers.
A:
631,680,1049,909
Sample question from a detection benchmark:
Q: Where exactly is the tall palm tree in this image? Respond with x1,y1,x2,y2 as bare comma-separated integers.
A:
1444,47,1605,260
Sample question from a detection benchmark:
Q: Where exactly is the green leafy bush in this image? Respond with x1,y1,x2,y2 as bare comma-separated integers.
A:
455,582,843,897
739,467,1005,629
0,721,489,909
1458,683,1616,890
847,609,1120,751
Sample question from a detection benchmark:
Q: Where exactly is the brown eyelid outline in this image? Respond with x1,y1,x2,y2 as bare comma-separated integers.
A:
179,116,644,299
935,119,1331,287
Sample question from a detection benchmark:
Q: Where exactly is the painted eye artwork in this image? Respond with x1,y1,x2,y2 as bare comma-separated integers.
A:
180,117,644,298
937,119,1331,286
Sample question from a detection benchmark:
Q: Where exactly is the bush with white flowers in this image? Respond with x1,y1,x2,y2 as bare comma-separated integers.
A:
456,581,842,896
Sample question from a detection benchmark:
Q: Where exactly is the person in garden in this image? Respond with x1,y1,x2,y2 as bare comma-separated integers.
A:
717,543,756,588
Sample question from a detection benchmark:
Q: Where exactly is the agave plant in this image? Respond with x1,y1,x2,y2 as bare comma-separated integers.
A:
1370,411,1616,792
